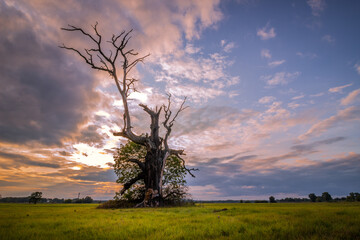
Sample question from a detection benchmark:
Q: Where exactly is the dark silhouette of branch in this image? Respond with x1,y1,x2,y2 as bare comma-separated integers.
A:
169,149,198,178
60,23,149,145
120,172,144,195
163,94,188,151
127,158,145,171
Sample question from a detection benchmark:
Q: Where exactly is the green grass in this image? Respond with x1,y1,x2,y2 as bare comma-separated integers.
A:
1,202,359,239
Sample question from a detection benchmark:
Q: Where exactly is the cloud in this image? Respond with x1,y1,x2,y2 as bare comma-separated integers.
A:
341,88,360,105
228,91,239,98
157,53,234,86
261,49,271,59
175,0,223,40
1,0,358,202
155,51,239,103
291,136,345,153
174,106,259,137
288,102,301,109
189,152,360,199
221,40,236,53
299,106,360,140
355,63,360,75
258,96,276,104
268,60,285,67
328,83,353,93
0,0,226,145
310,92,324,97
257,24,276,40
168,106,261,158
185,43,201,54
307,0,326,16
75,125,108,148
296,52,317,59
0,3,99,146
0,0,228,199
171,100,319,164
166,84,224,103
322,34,335,43
0,152,62,169
292,94,305,100
69,168,117,182
262,72,301,86
14,0,223,57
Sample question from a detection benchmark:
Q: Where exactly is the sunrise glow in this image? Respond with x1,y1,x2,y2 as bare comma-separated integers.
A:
0,0,359,200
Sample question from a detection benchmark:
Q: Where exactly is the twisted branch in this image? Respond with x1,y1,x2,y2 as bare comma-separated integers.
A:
60,23,149,145
163,94,188,151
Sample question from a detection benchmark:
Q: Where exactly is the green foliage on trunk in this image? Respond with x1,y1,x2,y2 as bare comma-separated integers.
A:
113,141,189,204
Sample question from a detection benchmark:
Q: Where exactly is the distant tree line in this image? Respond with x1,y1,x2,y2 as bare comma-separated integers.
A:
345,192,360,201
64,196,94,203
238,192,360,203
1,192,359,203
0,192,94,204
277,198,310,203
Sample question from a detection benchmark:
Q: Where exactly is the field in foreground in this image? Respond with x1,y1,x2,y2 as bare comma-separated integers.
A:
1,202,360,240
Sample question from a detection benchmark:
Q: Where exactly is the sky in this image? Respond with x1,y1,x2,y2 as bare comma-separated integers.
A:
0,0,359,200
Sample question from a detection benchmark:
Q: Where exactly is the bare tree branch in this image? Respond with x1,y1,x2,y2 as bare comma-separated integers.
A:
170,149,198,178
60,24,149,145
163,95,188,151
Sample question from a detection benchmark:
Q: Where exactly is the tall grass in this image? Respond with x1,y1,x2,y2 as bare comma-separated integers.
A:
1,202,359,239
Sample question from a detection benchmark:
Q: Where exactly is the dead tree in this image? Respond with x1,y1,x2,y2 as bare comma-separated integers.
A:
60,23,196,207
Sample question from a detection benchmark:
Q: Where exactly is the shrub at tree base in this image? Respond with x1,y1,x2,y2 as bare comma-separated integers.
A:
97,200,135,209
97,199,195,209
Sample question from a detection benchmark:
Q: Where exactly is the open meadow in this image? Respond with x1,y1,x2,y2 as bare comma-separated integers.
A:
1,202,359,240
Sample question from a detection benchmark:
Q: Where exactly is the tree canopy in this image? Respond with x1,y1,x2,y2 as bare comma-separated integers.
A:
29,192,42,204
113,141,191,205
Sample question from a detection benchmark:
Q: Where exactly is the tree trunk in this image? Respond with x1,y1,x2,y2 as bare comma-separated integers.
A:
144,150,163,206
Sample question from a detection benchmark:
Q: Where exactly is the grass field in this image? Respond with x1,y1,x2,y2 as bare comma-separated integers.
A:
1,202,359,239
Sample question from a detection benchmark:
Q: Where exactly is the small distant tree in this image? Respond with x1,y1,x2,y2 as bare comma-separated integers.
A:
346,192,360,202
346,192,354,202
29,192,42,204
83,196,93,203
269,196,276,203
322,192,332,202
308,193,317,202
356,193,360,201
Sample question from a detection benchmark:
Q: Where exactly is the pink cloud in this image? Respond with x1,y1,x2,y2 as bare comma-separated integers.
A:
299,106,360,140
307,0,326,16
261,49,271,59
257,24,276,40
341,88,360,105
262,72,300,86
268,60,286,67
328,83,352,93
